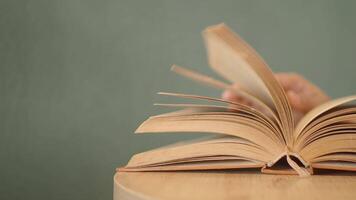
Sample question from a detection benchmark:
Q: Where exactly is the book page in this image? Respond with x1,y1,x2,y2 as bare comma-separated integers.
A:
154,102,283,142
295,100,356,172
120,160,263,172
311,161,356,172
170,65,278,122
122,136,269,171
203,23,294,146
294,95,356,141
301,133,356,160
136,113,283,154
157,91,283,138
294,107,356,151
312,153,356,163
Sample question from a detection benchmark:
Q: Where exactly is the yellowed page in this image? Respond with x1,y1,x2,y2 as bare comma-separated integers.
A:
156,92,279,127
170,65,277,121
171,65,230,90
311,161,356,172
303,124,356,148
136,113,283,154
294,95,356,140
295,109,356,150
123,136,270,170
296,107,356,145
121,160,263,172
312,153,356,163
154,103,281,139
301,133,356,161
203,23,293,145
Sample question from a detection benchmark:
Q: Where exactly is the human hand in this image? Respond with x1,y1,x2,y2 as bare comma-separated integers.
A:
222,73,330,122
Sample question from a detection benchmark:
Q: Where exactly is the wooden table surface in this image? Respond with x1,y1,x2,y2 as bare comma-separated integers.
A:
114,170,356,200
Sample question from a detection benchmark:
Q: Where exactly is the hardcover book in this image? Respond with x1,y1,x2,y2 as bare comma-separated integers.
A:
119,24,356,176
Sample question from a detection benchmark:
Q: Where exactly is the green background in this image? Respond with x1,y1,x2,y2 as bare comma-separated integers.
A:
1,0,356,199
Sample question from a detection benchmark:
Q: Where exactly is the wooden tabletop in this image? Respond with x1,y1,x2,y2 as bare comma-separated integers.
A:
114,170,356,200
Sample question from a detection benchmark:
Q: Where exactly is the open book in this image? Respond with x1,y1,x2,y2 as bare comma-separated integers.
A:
119,24,356,176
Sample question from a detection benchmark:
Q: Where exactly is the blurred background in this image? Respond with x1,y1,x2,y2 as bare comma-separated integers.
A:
1,0,356,199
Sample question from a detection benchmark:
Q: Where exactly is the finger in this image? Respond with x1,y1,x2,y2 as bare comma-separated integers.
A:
222,83,254,107
278,72,330,113
222,90,243,103
275,73,304,93
222,83,242,101
286,90,307,113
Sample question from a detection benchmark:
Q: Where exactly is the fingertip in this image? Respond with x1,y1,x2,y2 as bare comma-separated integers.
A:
222,90,243,104
222,90,233,101
224,83,242,101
